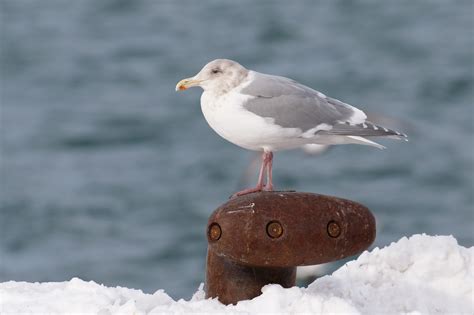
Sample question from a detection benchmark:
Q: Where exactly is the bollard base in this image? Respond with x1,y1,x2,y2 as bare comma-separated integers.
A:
205,249,296,305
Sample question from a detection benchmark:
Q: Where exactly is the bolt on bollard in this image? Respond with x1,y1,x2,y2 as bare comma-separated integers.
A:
205,191,376,305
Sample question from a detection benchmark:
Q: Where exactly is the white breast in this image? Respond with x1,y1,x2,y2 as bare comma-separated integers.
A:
200,90,303,151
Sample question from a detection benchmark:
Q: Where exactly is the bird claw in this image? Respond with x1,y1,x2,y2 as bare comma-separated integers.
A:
230,187,263,199
229,184,275,199
263,184,273,191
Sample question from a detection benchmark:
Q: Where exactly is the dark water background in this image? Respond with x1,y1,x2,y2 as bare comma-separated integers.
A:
1,0,473,299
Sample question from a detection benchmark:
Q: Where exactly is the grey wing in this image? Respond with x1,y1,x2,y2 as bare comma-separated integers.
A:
241,72,407,138
241,72,366,132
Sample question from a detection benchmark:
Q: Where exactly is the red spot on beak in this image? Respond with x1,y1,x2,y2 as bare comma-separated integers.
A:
179,85,187,91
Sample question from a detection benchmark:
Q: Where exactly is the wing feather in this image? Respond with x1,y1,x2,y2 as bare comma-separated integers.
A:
321,121,408,138
240,72,366,132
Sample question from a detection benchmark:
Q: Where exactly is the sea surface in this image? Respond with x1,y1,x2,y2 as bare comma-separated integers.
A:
1,0,473,299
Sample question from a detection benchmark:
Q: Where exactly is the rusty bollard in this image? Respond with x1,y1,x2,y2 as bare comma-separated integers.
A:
205,191,376,305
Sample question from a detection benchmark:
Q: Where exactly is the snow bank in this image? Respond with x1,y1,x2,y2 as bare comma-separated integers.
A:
1,234,472,314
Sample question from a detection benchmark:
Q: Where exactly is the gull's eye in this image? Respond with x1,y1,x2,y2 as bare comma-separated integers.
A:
211,68,222,75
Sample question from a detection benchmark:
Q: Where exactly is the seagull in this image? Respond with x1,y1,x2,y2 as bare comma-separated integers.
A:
176,59,407,197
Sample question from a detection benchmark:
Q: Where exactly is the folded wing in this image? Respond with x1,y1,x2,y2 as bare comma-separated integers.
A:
241,73,366,131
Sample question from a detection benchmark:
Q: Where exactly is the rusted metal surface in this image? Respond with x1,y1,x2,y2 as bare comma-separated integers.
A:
205,191,376,304
206,250,296,305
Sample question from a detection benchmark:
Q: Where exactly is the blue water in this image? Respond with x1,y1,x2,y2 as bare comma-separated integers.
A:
1,1,473,298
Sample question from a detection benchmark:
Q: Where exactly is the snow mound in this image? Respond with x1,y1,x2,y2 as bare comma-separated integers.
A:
1,234,472,314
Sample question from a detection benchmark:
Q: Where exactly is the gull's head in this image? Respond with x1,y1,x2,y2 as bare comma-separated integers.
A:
176,59,249,94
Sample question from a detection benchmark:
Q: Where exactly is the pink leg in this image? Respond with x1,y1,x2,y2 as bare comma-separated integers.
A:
232,151,271,198
264,152,273,191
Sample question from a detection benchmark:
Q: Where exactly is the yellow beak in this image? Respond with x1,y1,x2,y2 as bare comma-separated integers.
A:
175,78,201,91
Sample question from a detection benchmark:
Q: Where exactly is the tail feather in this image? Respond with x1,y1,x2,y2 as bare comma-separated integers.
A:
345,136,386,150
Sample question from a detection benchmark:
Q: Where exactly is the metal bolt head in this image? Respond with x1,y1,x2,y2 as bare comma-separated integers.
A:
208,223,222,241
327,221,341,238
266,221,283,238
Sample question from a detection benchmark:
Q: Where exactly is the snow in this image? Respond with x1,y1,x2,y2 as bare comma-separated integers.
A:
1,234,472,314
